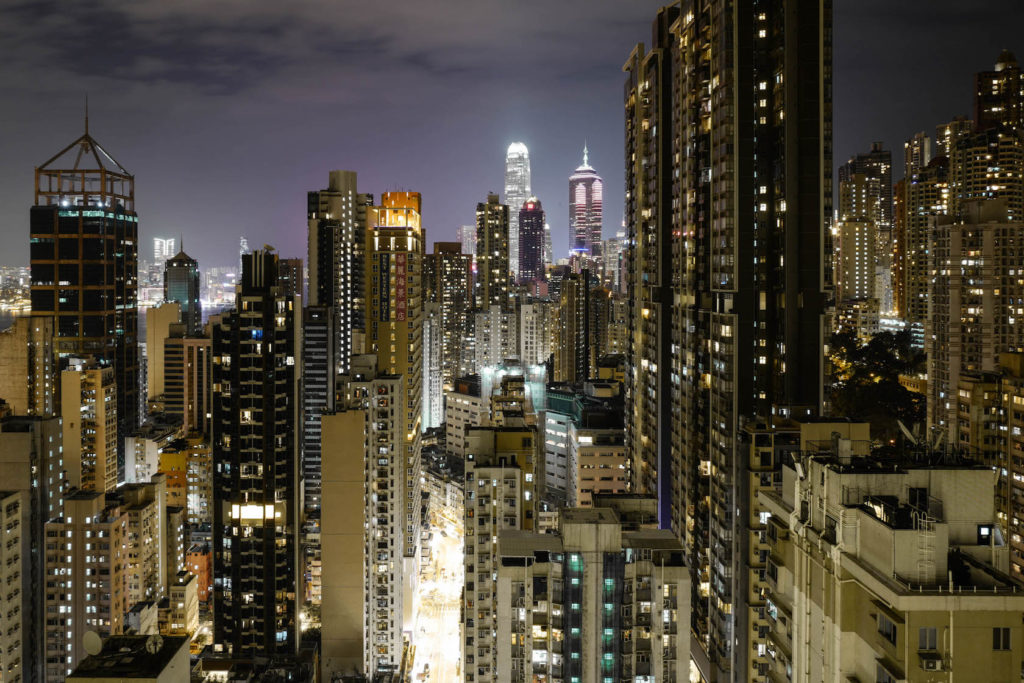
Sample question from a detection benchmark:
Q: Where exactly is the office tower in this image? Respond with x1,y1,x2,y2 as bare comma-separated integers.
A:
927,199,1024,432
625,3,831,679
44,491,128,682
301,306,334,518
0,488,29,683
153,237,176,262
934,115,973,158
517,197,545,284
462,421,540,683
211,250,301,656
948,126,1024,221
423,302,443,429
553,272,588,383
472,305,518,374
458,224,477,258
164,248,201,335
975,50,1023,131
365,192,423,567
0,315,56,416
146,301,180,400
31,121,139,475
543,222,553,268
504,143,531,282
602,231,625,292
320,356,406,678
62,357,117,492
476,192,510,310
568,145,603,264
163,325,212,436
444,375,486,459
430,242,473,386
308,170,372,373
277,257,304,300
760,438,1024,683
903,156,950,323
0,415,64,683
892,179,907,318
519,300,552,367
495,508,689,683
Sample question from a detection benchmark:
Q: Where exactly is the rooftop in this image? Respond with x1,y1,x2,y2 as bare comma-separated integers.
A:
68,635,187,680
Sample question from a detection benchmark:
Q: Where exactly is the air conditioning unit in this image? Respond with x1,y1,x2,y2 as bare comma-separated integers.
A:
920,653,945,671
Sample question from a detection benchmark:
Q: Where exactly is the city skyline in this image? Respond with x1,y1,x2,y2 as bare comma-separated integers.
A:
1,2,1021,267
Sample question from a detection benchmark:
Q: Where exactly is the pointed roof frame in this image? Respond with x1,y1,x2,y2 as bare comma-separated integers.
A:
37,132,132,177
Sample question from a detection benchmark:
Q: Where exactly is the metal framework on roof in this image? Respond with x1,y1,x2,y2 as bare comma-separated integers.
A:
34,115,134,211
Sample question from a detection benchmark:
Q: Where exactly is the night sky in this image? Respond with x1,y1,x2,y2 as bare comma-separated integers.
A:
1,0,1021,268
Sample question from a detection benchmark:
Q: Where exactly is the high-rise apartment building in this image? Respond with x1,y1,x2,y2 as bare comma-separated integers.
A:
476,193,510,310
430,242,473,385
553,273,588,384
458,224,477,259
62,357,117,492
366,192,424,565
277,257,305,300
934,115,973,158
625,3,832,678
518,299,552,367
927,199,1024,432
836,173,879,303
44,491,128,682
903,156,950,323
517,197,545,284
504,143,531,282
301,306,335,517
568,146,603,264
164,248,201,335
308,170,371,372
0,415,64,683
892,179,907,318
462,421,540,683
445,375,486,460
472,304,518,375
31,121,139,474
423,302,443,429
974,50,1023,132
320,356,408,678
211,250,301,656
495,508,689,683
838,142,892,233
948,126,1024,222
0,315,56,416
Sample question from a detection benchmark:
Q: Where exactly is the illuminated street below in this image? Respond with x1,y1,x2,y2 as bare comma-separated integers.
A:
411,513,464,682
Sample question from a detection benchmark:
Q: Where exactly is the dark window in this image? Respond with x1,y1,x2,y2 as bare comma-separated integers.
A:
58,290,79,311
993,627,1010,650
30,238,54,260
83,290,105,312
918,626,937,650
31,263,54,285
82,238,106,260
58,239,79,259
31,290,54,311
82,264,105,286
877,613,896,644
58,315,79,337
58,264,78,286
82,314,105,338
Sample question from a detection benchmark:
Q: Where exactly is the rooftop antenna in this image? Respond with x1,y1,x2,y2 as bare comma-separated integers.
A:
583,141,589,166
84,94,89,135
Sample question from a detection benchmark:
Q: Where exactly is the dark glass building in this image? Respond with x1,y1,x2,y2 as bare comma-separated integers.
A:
164,248,202,335
31,123,139,478
517,197,545,285
211,250,300,656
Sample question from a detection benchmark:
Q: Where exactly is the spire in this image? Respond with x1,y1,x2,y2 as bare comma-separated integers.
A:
84,94,89,135
583,142,589,167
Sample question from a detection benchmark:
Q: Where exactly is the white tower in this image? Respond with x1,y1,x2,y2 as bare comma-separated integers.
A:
504,142,531,282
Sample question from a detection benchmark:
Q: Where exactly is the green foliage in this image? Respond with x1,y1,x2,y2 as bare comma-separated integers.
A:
829,330,925,440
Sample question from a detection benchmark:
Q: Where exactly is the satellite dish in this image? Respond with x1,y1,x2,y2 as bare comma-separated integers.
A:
83,631,102,656
145,635,163,655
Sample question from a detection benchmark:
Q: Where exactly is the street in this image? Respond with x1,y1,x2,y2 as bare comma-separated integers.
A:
411,518,463,682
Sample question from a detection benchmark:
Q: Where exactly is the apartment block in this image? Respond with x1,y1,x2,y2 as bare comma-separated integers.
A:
0,315,56,417
62,357,117,493
495,507,690,683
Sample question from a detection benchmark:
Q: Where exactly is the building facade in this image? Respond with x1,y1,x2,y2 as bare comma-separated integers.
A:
504,143,531,282
476,193,511,311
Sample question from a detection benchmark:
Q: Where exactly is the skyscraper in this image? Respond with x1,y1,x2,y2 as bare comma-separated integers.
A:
211,250,301,656
568,145,603,264
457,224,477,258
475,192,510,310
164,247,202,335
974,50,1023,132
517,197,545,284
504,142,531,282
308,170,372,373
31,120,139,476
301,306,334,517
903,156,950,323
153,237,176,262
625,2,832,679
542,221,553,268
429,242,472,386
365,192,424,566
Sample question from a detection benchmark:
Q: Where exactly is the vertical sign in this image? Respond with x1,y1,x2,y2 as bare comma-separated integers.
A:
379,253,390,321
395,253,407,321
